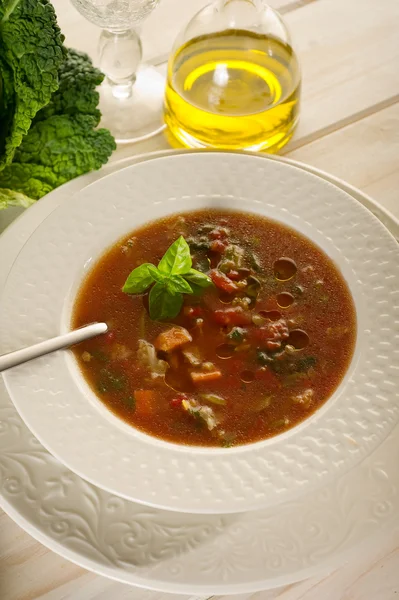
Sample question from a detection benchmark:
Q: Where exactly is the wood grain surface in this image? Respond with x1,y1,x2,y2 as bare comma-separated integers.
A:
1,0,398,598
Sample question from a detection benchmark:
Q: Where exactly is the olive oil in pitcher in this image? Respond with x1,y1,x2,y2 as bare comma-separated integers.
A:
164,2,301,152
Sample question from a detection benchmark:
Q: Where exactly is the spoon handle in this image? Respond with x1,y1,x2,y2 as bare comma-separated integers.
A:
0,322,108,373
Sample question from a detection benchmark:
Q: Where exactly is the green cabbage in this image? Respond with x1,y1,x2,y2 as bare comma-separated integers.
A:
0,187,35,210
0,114,115,199
34,49,104,124
0,0,65,168
0,2,116,210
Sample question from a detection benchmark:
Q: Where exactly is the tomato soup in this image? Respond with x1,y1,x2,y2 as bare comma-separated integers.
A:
72,210,356,447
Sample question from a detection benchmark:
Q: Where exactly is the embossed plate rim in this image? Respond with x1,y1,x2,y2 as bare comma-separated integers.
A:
0,151,398,594
1,152,398,514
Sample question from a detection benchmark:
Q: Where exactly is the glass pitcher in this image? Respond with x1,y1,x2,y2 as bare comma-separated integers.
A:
164,0,301,152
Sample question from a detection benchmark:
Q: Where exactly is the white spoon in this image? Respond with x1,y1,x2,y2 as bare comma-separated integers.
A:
0,322,108,373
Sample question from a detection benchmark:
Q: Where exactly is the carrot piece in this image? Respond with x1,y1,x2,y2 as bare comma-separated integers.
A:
134,390,156,416
190,370,222,384
213,307,252,326
154,327,192,352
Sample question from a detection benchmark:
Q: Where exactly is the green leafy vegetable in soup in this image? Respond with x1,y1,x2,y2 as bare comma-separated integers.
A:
72,210,357,448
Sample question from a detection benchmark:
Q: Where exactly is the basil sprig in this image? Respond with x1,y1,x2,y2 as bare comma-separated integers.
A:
122,236,213,320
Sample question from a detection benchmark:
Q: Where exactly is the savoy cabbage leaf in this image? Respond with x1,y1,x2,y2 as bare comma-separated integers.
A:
0,163,59,199
0,5,116,210
0,0,66,169
34,48,104,124
0,187,35,209
0,114,116,199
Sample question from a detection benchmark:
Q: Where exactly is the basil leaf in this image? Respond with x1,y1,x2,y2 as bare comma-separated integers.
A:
149,282,183,321
188,283,204,296
122,263,154,294
158,236,192,276
184,268,213,288
147,264,167,283
167,275,193,295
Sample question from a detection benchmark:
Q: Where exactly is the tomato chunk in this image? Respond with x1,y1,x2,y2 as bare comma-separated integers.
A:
209,227,229,240
213,307,252,326
184,306,203,318
170,393,187,408
226,270,241,281
210,239,228,253
250,319,289,349
210,269,239,293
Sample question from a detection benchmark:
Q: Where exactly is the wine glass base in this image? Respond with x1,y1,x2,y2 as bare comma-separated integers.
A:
99,65,166,144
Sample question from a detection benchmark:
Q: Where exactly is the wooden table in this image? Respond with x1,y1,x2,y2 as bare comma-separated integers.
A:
1,0,399,598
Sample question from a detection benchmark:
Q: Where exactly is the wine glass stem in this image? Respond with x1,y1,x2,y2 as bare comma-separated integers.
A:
98,29,143,100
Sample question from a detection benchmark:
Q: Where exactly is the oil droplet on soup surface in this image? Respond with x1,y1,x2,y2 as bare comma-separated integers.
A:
259,310,281,321
240,370,255,383
216,344,235,359
219,292,235,304
277,292,294,308
274,257,297,281
288,329,309,350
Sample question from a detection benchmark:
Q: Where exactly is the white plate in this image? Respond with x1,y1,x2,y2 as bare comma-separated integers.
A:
1,152,399,515
0,150,399,594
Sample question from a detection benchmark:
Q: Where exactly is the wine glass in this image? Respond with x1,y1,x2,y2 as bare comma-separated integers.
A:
70,0,165,143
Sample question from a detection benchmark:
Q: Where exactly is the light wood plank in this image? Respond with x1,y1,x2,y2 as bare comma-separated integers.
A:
286,102,399,217
0,512,200,600
212,528,399,600
114,101,399,219
1,516,398,599
284,0,399,149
